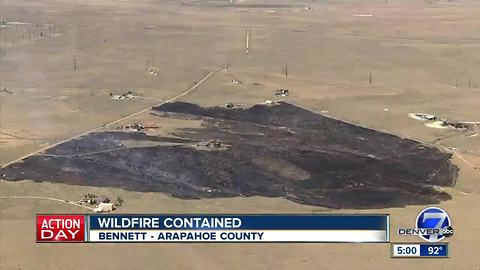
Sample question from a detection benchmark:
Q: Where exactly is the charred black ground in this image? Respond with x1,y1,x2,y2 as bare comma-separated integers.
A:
0,102,458,208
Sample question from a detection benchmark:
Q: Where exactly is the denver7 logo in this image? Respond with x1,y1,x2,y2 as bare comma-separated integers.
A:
416,207,451,242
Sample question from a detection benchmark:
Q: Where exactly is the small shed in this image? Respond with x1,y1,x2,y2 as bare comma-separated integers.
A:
275,89,289,97
94,202,115,213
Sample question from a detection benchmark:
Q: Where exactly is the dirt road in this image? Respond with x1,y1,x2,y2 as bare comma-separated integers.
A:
0,68,221,168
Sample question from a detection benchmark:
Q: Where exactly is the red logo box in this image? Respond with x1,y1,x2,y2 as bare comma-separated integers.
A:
37,215,85,242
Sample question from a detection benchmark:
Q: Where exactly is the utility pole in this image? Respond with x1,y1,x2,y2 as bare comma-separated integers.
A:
369,71,372,85
245,27,250,54
284,64,288,78
225,56,229,71
73,56,77,71
468,74,472,89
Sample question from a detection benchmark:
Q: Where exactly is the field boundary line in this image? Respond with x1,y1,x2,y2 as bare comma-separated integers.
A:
0,196,95,210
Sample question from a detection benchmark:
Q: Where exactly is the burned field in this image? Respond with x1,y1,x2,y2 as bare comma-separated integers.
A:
0,102,458,208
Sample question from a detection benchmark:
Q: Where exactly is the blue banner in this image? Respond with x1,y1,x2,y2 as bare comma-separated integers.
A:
89,214,389,230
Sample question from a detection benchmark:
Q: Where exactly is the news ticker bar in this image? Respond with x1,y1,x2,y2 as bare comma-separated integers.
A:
391,243,449,258
37,214,390,243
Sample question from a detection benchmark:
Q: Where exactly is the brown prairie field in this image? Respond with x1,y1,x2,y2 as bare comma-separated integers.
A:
1,0,480,269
